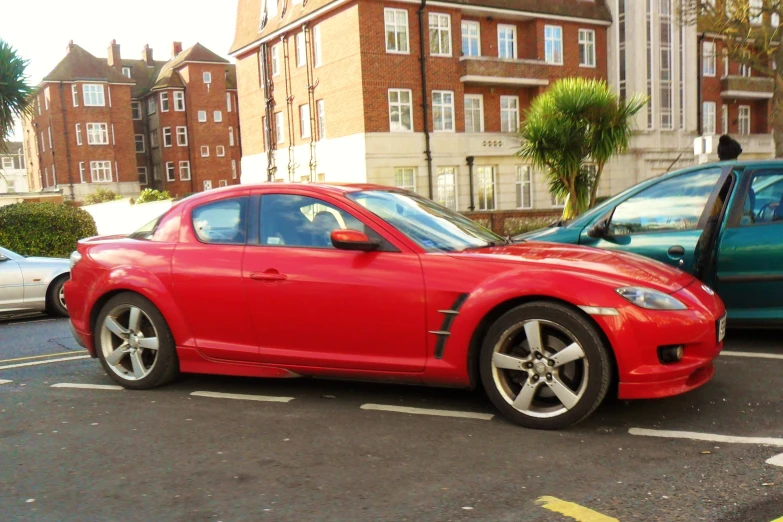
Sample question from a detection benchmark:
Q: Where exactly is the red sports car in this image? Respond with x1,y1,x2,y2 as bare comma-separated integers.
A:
65,184,726,429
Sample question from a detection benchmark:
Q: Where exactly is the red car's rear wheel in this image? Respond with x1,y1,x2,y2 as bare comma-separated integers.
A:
479,301,612,430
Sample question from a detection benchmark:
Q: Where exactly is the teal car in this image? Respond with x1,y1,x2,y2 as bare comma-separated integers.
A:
515,160,783,326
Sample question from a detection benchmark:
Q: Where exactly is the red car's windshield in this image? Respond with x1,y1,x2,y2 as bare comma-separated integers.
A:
347,190,505,252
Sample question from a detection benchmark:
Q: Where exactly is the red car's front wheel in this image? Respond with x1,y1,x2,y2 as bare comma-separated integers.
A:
479,301,612,430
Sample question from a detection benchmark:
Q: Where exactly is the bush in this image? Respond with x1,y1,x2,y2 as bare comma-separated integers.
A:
135,188,171,204
503,217,558,237
0,203,98,258
84,188,122,205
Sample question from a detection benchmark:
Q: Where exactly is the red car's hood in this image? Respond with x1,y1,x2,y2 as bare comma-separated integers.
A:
449,241,695,293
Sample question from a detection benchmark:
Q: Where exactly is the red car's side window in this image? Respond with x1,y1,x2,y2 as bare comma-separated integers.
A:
191,197,249,245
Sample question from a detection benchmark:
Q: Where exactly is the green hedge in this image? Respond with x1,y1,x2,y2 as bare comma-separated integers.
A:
136,189,171,204
0,203,98,258
84,188,122,205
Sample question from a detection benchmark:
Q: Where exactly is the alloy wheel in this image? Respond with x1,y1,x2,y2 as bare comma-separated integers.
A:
99,304,160,381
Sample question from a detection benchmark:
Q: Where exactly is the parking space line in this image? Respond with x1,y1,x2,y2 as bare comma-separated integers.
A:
0,379,11,385
190,391,294,403
360,403,494,420
766,454,783,467
51,383,123,391
0,351,88,364
535,496,619,522
0,355,91,371
630,428,783,447
721,351,783,360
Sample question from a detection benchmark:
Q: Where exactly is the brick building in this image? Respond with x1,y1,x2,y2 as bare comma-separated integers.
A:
23,40,241,201
230,0,611,212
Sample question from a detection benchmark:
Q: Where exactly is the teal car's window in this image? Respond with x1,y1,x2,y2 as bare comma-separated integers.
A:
740,170,783,226
608,168,722,235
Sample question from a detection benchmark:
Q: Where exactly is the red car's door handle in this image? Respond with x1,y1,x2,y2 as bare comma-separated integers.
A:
250,271,287,281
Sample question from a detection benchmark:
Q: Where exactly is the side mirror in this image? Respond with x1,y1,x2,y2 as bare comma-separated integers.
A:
587,219,609,239
331,229,380,252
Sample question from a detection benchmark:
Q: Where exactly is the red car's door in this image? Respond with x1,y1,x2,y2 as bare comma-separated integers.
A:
242,191,427,372
171,194,259,362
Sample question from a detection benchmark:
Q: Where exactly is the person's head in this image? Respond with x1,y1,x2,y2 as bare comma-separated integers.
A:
717,134,743,161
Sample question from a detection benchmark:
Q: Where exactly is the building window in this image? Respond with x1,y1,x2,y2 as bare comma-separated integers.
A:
394,167,416,191
429,13,451,56
147,96,157,115
151,165,159,181
465,93,485,131
316,100,325,140
176,126,188,146
740,60,751,78
578,29,596,67
432,91,454,132
476,166,496,211
135,134,145,153
271,44,281,75
461,21,480,57
436,167,457,210
131,101,142,120
214,111,223,122
174,91,185,111
229,127,235,146
201,145,210,157
1,157,12,169
659,0,673,130
160,92,170,112
388,89,413,132
680,7,686,131
498,24,517,59
722,104,729,135
646,0,654,129
72,84,79,107
166,162,175,181
48,127,53,149
544,25,563,65
618,0,627,101
300,104,311,138
40,132,44,152
232,159,238,179
313,25,322,66
275,112,284,143
703,101,716,135
83,84,105,106
138,167,148,185
163,127,173,147
122,66,132,78
226,93,232,112
738,106,751,135
551,192,566,208
385,8,409,53
198,111,207,122
750,0,763,25
217,145,225,157
703,41,716,77
151,129,159,148
79,162,86,183
516,166,532,209
86,123,109,145
90,161,112,183
75,124,82,146
44,87,50,110
500,96,519,133
219,180,228,188
296,32,306,66
203,180,213,191
203,71,212,84
180,161,191,181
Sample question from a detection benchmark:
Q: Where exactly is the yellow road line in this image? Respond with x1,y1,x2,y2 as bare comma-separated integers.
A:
0,350,88,364
536,496,619,522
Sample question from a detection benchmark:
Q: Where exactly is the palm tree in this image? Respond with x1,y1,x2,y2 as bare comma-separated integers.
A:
517,78,646,219
0,39,32,152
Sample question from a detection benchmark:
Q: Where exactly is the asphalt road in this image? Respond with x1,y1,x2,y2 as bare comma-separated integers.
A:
1,313,782,522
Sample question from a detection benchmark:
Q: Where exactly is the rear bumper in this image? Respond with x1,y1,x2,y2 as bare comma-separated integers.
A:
69,320,96,357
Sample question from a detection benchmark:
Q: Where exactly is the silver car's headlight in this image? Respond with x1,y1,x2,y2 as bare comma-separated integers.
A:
616,287,687,311
69,251,82,269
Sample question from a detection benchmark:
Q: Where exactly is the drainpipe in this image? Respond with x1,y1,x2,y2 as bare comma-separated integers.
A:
58,84,75,200
698,32,705,136
466,156,475,211
417,0,434,199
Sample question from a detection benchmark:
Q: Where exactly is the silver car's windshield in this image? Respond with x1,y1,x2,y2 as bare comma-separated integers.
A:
347,190,505,252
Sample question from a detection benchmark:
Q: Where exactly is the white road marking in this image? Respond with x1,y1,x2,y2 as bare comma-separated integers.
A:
629,428,783,447
721,350,783,360
360,403,494,420
0,379,12,385
766,453,783,467
190,391,294,403
51,383,123,391
0,355,91,371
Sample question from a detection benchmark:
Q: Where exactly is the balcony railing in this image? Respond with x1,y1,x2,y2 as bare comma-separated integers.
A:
720,76,774,99
459,56,550,87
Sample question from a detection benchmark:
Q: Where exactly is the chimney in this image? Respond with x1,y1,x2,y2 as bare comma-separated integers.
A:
142,44,153,65
172,41,183,58
107,39,121,70
66,40,75,53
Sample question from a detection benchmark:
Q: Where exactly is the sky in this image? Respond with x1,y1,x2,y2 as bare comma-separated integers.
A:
4,0,240,142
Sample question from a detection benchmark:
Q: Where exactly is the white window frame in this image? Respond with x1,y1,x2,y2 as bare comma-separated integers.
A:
90,160,112,183
201,145,210,157
497,24,517,60
476,165,496,211
703,41,716,77
214,111,223,123
75,124,82,146
122,66,132,78
166,162,176,182
578,29,596,68
198,111,207,123
394,167,416,191
83,84,105,106
738,105,751,135
217,145,226,157
316,99,326,140
226,93,232,112
275,112,284,143
160,92,170,112
750,0,763,26
544,25,563,65
147,96,157,115
151,129,159,148
464,94,484,133
135,134,145,153
232,160,238,179
740,61,752,78
435,166,458,210
300,104,311,138
703,101,716,135
388,89,413,132
203,180,213,191
1,157,13,169
72,84,79,107
174,91,185,111
179,161,191,181
79,162,86,183
138,166,148,185
44,87,50,111
229,127,235,146
203,71,212,84
429,13,452,57
219,180,228,188
163,127,173,147
461,20,481,57
296,32,307,67
516,165,533,209
48,127,53,149
271,44,281,76
722,104,729,135
131,101,142,120
176,126,188,146
432,90,455,132
500,96,520,133
313,25,322,66
86,123,109,145
385,8,410,54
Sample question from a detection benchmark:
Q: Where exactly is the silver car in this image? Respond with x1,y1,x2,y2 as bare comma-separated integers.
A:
0,246,70,316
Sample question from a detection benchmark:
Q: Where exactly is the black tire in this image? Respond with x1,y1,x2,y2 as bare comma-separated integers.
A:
479,301,611,430
45,275,69,317
94,292,179,390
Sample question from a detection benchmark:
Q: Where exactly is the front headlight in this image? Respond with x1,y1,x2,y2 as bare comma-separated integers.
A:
616,287,687,311
69,251,82,269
